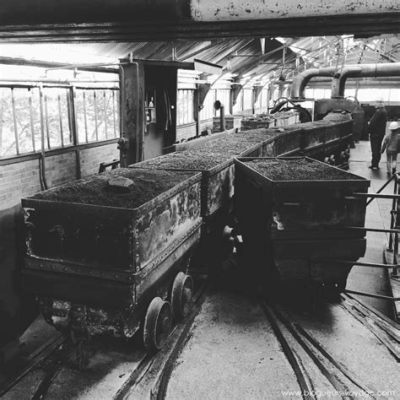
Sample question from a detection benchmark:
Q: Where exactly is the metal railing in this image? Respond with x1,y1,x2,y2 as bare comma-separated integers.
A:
343,173,400,302
316,173,400,303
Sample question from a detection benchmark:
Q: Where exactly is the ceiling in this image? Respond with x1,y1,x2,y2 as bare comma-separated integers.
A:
1,34,400,87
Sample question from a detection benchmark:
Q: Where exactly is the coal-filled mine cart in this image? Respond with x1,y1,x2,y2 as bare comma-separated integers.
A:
234,157,370,290
21,168,202,351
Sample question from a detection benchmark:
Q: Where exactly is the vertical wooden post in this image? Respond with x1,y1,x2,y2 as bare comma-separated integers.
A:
68,87,81,179
251,87,255,115
57,94,64,147
82,91,89,143
11,88,20,155
194,89,200,137
44,92,51,149
120,62,145,167
93,91,99,141
28,89,36,152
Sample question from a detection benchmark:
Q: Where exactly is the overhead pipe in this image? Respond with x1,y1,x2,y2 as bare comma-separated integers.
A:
290,67,336,99
332,63,400,98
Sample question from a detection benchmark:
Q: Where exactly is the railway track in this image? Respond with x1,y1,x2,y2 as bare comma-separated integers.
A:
0,333,66,399
0,281,207,400
136,293,400,400
116,280,208,400
3,286,398,400
340,294,400,361
262,299,393,400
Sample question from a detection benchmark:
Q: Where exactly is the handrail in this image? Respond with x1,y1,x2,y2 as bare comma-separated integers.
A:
367,173,397,205
345,289,400,302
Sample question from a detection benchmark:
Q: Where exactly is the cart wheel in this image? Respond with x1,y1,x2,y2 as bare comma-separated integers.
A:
171,272,194,321
143,297,172,351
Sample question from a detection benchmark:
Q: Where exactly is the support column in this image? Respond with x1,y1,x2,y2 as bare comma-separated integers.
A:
119,62,145,167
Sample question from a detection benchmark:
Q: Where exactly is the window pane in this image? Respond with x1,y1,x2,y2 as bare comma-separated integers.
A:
13,88,35,154
0,88,17,157
88,92,98,142
233,90,243,114
243,89,253,110
75,90,87,144
200,90,215,120
177,89,194,126
42,88,71,149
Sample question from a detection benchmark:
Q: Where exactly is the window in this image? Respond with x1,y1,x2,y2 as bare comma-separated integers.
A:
232,90,243,114
243,89,253,111
75,88,120,144
0,86,71,158
176,89,195,125
254,89,262,112
199,90,216,121
261,88,269,111
0,84,120,159
304,88,331,99
42,87,72,149
215,90,230,112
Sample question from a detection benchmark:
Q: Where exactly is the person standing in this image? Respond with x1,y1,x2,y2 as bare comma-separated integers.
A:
368,101,388,170
381,121,400,175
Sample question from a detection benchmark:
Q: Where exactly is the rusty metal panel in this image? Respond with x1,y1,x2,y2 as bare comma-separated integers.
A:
324,120,353,143
260,139,276,157
234,156,370,240
274,127,303,156
135,221,201,300
203,164,235,216
23,200,135,270
191,0,400,21
21,268,133,308
134,182,202,269
300,121,326,151
22,168,202,275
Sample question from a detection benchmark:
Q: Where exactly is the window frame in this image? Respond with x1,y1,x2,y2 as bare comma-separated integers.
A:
0,83,120,161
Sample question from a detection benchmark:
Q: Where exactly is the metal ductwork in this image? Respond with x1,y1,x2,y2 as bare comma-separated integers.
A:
290,67,336,99
332,63,400,98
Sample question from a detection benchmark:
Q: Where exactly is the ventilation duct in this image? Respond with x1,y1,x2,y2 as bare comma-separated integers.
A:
290,67,337,99
331,63,400,98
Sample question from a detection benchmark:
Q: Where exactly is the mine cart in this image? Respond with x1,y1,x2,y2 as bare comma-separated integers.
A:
22,168,202,352
272,125,303,157
234,157,370,291
300,120,353,165
131,133,267,217
131,135,269,271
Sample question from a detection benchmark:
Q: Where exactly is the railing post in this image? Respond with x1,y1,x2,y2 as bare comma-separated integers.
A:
393,174,400,277
389,174,398,251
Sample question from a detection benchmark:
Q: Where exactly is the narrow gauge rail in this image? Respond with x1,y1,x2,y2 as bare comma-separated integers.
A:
262,296,400,400
0,333,65,398
0,281,207,400
262,303,381,400
128,291,400,400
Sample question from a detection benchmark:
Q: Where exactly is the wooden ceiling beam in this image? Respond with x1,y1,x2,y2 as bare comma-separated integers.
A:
0,14,400,43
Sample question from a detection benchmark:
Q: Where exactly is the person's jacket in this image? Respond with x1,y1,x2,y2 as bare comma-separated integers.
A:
381,132,400,154
369,107,388,137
